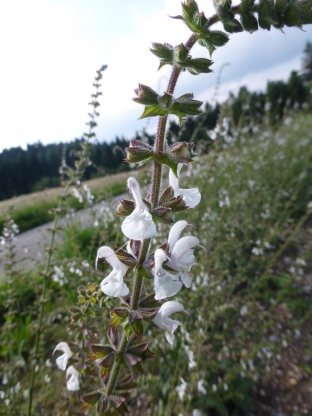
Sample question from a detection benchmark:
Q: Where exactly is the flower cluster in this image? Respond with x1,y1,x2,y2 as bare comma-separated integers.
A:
53,342,80,391
95,173,201,344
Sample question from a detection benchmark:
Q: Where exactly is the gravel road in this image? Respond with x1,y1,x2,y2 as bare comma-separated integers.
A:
0,195,124,276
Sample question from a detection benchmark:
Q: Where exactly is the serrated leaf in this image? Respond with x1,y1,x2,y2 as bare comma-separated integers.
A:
186,57,213,75
115,374,138,391
80,392,102,412
241,11,258,32
124,321,132,339
123,352,141,367
139,308,158,319
127,341,149,356
108,327,119,349
99,352,116,368
174,43,190,63
139,105,168,119
133,84,159,105
89,344,114,362
284,4,302,27
131,319,144,337
110,395,128,412
258,0,273,30
159,186,175,205
150,42,174,60
221,15,243,33
139,293,160,308
241,0,255,12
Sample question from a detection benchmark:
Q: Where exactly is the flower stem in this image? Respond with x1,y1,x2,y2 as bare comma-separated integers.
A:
105,332,128,395
104,32,200,403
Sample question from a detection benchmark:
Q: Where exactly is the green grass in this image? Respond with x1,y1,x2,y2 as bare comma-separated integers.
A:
1,112,312,415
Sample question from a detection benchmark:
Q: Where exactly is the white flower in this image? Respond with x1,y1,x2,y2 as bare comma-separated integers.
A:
169,164,201,208
53,342,73,371
154,249,182,300
152,301,186,344
176,377,187,400
168,221,199,288
198,379,207,395
96,246,129,297
121,177,156,240
66,366,80,391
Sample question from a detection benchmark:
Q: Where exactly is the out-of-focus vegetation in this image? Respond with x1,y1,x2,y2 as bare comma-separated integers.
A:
1,104,312,414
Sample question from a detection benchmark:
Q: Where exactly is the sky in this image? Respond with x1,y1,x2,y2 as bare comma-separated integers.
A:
0,0,311,153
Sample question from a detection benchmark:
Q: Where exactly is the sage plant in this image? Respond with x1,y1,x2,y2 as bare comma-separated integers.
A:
53,1,312,414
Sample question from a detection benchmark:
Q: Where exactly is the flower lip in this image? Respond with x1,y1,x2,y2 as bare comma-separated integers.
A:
53,342,73,371
66,366,80,391
121,177,156,240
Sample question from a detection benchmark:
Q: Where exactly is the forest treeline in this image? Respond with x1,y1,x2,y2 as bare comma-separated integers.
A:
1,42,312,202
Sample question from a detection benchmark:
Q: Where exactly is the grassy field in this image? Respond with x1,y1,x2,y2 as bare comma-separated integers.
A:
0,112,312,415
0,170,149,233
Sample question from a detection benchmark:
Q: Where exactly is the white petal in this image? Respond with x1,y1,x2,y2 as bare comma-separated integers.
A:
53,342,73,371
171,236,199,263
97,246,128,276
181,271,193,288
127,177,144,209
168,220,188,252
169,168,180,193
154,272,182,300
66,366,80,391
121,207,156,240
56,354,69,371
100,277,129,297
181,187,201,208
158,301,185,318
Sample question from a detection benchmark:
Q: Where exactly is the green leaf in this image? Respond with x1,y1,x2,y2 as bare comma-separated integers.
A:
80,392,102,412
124,321,132,339
186,57,213,75
150,42,174,61
221,15,243,33
131,319,144,337
240,11,258,32
284,4,302,27
89,344,114,362
139,105,167,119
133,84,159,105
174,43,189,63
241,0,255,12
110,309,129,327
258,0,273,30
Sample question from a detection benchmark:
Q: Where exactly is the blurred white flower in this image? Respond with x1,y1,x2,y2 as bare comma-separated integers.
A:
152,301,186,344
176,377,187,400
121,177,156,240
53,342,73,371
96,246,129,297
197,379,207,395
66,366,80,391
169,164,201,208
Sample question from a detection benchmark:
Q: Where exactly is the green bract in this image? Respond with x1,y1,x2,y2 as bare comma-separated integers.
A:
134,86,202,124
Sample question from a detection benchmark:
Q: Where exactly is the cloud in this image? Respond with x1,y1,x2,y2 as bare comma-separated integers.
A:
0,0,311,152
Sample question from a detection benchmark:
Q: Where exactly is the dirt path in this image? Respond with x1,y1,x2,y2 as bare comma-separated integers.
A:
0,196,124,276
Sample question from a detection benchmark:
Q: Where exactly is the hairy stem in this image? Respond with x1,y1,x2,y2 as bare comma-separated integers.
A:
105,332,128,395
104,31,200,402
